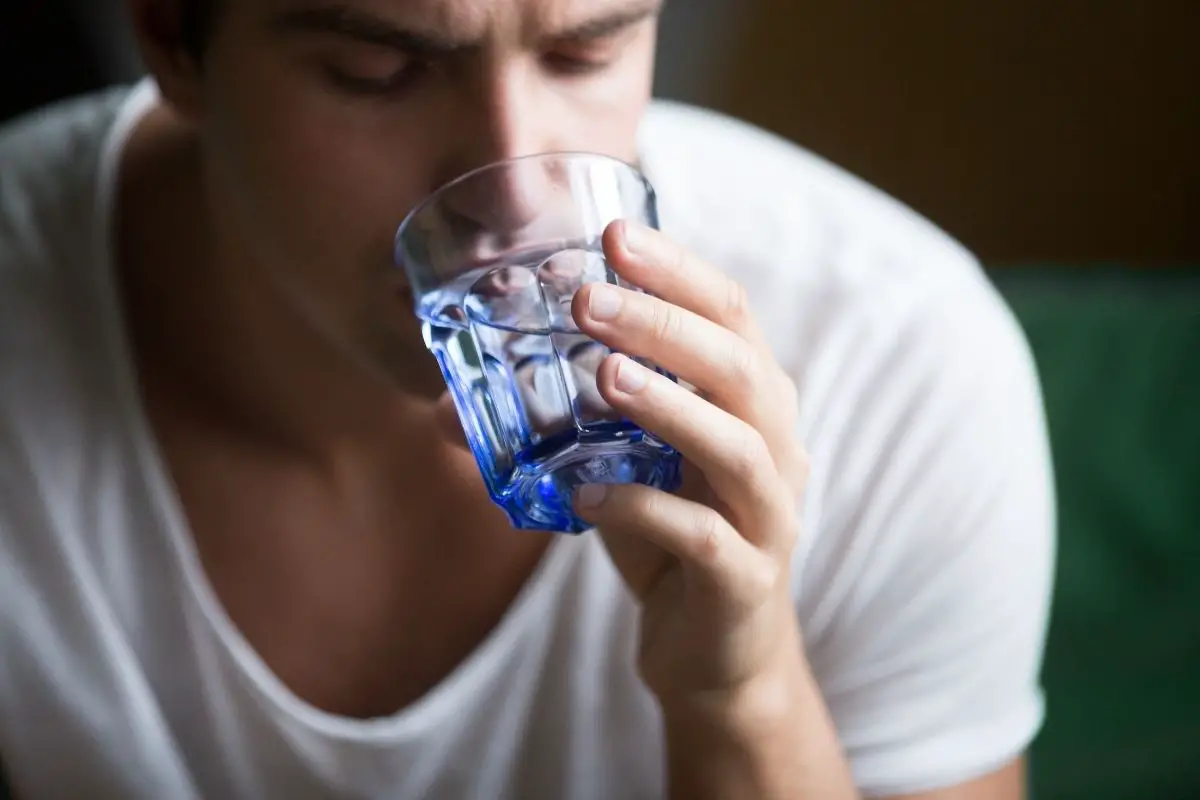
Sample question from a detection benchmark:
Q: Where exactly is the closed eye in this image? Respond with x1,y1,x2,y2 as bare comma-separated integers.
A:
542,53,612,76
324,62,425,95
541,32,634,77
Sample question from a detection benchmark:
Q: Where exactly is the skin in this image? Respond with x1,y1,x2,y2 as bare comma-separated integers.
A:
109,0,1027,796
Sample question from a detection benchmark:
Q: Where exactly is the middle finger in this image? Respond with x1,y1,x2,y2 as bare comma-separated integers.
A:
573,282,773,426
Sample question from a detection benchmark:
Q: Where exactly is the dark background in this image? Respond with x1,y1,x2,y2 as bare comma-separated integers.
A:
718,0,1200,265
0,5,114,122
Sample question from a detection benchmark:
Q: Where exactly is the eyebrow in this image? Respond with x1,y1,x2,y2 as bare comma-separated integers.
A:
557,1,664,41
268,1,663,56
269,4,470,56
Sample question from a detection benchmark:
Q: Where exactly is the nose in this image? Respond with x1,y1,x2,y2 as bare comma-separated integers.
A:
439,65,559,237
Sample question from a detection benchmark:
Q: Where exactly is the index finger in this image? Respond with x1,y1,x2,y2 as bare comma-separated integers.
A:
602,221,771,353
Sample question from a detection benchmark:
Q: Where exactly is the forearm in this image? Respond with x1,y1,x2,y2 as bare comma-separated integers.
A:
660,644,858,800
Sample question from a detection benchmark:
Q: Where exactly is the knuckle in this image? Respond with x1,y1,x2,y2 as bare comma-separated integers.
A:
730,427,772,485
691,509,727,565
649,301,683,344
615,483,657,522
749,553,783,597
724,278,751,326
606,484,661,531
725,339,760,386
640,485,672,520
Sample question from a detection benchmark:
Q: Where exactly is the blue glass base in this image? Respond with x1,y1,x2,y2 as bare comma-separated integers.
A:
490,423,683,533
424,280,683,534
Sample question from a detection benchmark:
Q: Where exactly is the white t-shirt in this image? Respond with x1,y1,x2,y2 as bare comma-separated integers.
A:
0,81,1055,799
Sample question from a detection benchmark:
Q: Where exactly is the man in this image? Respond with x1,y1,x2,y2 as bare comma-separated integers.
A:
0,1,1054,797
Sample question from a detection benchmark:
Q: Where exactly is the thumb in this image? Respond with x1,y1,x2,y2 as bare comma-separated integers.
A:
596,521,671,602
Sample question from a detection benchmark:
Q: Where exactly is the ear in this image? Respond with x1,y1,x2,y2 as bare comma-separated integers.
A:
125,0,206,120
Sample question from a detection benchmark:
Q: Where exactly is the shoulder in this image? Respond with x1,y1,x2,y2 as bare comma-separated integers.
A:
0,86,132,259
0,86,136,373
0,86,141,540
639,101,1051,619
638,102,1033,450
0,86,136,371
638,100,1002,372
0,82,140,332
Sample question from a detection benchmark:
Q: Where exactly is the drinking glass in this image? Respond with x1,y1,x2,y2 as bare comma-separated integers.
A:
395,153,683,533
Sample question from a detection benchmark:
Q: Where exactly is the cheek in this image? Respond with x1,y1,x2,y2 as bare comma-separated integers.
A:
206,62,437,276
567,40,656,162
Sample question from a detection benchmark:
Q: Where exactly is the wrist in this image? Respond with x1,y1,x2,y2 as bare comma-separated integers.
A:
658,647,807,743
656,641,858,800
656,613,808,723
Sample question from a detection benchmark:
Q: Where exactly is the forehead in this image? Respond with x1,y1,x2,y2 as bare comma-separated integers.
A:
265,0,656,39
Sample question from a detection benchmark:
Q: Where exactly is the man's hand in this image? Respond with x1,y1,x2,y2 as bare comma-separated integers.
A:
571,220,857,799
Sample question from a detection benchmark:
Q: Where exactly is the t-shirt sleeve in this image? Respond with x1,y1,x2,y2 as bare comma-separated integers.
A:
794,272,1055,798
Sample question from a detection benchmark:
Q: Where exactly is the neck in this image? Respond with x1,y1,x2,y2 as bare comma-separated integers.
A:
116,103,443,465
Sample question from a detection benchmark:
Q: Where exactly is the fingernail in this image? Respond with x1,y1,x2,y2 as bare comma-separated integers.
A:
576,483,609,510
622,221,649,256
588,284,623,321
614,356,648,394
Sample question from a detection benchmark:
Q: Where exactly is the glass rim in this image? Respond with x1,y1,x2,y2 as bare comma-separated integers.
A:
393,150,652,250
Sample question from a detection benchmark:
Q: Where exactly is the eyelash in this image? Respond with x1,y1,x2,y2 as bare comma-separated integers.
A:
541,53,612,76
324,46,615,98
324,63,426,96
